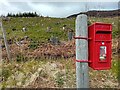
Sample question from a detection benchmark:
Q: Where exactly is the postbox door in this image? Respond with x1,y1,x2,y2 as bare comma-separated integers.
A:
94,41,111,70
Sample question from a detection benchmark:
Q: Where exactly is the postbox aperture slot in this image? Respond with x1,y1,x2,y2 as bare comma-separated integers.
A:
96,31,111,34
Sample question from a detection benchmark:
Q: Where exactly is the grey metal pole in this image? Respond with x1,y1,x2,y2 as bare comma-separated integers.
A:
75,14,89,88
0,18,11,61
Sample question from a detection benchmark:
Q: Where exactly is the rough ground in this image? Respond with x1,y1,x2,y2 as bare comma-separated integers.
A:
27,60,119,88
1,39,119,88
2,59,118,88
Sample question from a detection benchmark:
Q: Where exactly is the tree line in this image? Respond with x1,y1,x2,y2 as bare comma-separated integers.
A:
7,12,40,17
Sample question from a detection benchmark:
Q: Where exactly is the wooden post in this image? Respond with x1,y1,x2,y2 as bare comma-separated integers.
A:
75,14,89,88
0,18,2,63
0,18,11,61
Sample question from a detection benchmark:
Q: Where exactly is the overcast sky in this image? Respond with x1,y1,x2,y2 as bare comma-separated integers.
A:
0,0,119,17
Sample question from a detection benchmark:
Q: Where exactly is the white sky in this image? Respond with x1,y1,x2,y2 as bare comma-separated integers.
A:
0,0,119,17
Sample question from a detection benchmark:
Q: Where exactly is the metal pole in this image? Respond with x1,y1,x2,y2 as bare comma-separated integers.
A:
75,14,89,88
0,18,11,61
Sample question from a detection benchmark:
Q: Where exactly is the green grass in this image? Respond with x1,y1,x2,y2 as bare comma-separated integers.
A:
2,17,75,43
2,16,118,44
111,55,119,79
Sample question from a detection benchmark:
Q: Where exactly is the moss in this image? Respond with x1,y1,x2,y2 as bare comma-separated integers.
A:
28,41,39,50
16,53,27,62
55,72,64,87
111,57,118,79
2,68,12,81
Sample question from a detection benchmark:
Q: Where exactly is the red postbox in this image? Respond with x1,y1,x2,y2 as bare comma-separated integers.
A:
88,22,112,70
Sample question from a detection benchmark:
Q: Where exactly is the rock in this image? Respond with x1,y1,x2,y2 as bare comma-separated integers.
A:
15,72,25,82
53,69,66,78
17,81,22,86
101,78,105,82
62,25,67,30
46,27,52,32
15,42,21,46
105,80,118,87
51,63,58,69
22,27,27,32
49,36,60,45
23,68,42,87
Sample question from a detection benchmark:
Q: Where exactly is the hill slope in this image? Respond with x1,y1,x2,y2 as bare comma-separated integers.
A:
67,9,120,18
2,16,119,44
